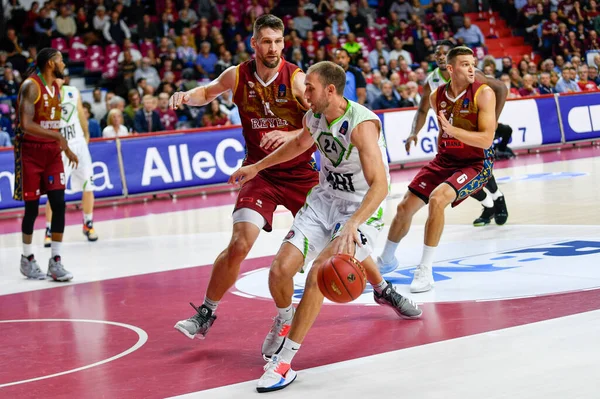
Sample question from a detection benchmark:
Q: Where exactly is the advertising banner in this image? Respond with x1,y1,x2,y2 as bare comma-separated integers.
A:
558,92,600,142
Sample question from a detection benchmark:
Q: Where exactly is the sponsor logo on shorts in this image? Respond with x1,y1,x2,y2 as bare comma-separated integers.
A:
239,197,254,203
256,199,263,208
48,175,54,185
419,181,427,188
285,230,295,240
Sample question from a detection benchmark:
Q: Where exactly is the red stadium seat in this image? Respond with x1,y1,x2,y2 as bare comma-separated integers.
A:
51,38,68,54
68,47,86,62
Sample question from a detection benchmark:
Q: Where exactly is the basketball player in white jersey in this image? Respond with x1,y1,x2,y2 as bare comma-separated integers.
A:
229,61,422,393
44,79,98,246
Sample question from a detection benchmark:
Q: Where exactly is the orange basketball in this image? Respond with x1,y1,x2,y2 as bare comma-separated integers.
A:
317,254,367,303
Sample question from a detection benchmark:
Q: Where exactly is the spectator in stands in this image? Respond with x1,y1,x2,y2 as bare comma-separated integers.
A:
589,65,600,85
124,89,142,121
196,0,221,21
555,64,582,92
34,7,56,49
135,95,164,133
156,93,178,131
335,48,367,105
331,10,351,36
366,69,384,107
358,0,378,28
368,39,390,71
372,80,401,110
293,6,314,39
201,99,231,127
346,3,368,34
0,66,19,98
577,65,600,91
501,73,521,98
538,72,558,94
93,6,109,32
195,41,218,80
177,36,197,68
103,108,130,138
82,102,102,139
55,4,76,39
519,74,540,96
389,37,413,65
406,81,421,104
219,91,241,125
137,77,155,96
586,30,600,51
118,39,143,64
390,0,414,22
138,15,158,43
134,57,161,90
0,103,13,146
454,16,485,48
101,95,134,131
103,10,131,46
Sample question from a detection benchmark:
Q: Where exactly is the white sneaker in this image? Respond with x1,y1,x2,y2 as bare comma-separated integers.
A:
410,265,434,293
256,354,297,393
262,311,293,360
376,256,399,274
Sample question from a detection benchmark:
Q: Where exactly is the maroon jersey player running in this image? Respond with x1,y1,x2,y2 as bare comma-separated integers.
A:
169,14,319,340
384,46,497,294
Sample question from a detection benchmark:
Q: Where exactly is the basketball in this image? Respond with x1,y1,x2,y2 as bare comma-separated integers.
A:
317,254,367,303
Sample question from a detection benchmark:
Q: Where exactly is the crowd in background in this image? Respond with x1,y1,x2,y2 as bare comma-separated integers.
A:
0,0,599,146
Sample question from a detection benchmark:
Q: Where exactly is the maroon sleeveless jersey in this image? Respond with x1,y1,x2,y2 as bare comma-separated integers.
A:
16,74,62,144
232,59,316,176
435,81,493,163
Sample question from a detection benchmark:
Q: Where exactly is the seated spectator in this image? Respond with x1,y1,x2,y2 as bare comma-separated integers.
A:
367,70,384,107
202,100,231,127
555,65,582,92
454,17,485,48
82,102,102,139
371,80,401,110
134,58,161,91
577,65,600,91
589,65,600,85
135,95,164,133
55,4,77,39
102,109,130,138
101,96,134,131
195,41,218,80
156,93,178,131
219,91,241,125
368,39,390,71
500,73,521,98
519,74,540,96
124,89,142,121
293,6,314,39
103,10,131,47
538,72,558,94
177,36,197,68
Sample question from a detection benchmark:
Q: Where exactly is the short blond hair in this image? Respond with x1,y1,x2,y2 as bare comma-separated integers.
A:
107,108,122,126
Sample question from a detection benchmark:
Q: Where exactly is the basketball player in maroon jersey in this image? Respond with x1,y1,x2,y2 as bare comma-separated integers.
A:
169,15,319,340
384,46,497,294
14,48,78,281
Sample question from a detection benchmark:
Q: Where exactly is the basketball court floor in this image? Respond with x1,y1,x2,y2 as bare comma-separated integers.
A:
1,145,600,398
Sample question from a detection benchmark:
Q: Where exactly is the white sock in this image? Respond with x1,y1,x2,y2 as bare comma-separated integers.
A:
83,213,93,223
278,337,301,364
23,243,33,257
419,244,436,269
490,189,503,201
51,241,62,258
381,239,400,263
46,221,51,230
480,192,494,208
203,296,219,313
372,279,387,294
277,304,294,320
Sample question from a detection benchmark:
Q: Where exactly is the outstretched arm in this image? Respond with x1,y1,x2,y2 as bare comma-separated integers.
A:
406,82,432,152
170,66,237,109
228,114,315,185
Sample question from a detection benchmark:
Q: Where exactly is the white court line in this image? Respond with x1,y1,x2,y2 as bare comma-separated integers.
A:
0,319,148,388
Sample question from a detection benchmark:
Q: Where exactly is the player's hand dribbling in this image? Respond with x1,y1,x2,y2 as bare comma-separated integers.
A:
169,91,190,110
260,130,289,151
228,165,258,186
64,147,79,169
405,133,418,153
332,221,362,256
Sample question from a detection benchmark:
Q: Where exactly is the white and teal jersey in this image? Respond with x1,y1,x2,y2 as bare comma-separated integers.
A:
425,67,450,92
306,100,390,202
59,85,85,143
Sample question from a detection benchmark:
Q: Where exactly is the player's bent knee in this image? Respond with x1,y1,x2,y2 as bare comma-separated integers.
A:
429,190,453,210
227,239,253,262
303,265,321,291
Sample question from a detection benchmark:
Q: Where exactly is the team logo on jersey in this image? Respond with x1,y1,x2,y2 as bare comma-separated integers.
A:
278,84,286,97
440,101,447,108
339,120,349,135
462,99,469,108
285,230,295,240
248,82,255,89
